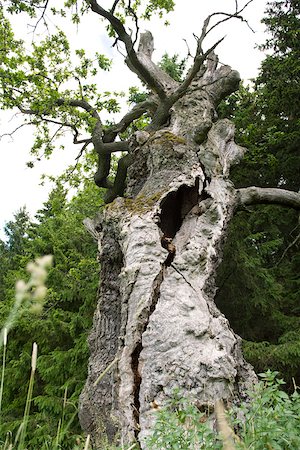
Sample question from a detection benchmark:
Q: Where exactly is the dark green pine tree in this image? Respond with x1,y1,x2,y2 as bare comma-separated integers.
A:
216,0,300,388
0,181,104,448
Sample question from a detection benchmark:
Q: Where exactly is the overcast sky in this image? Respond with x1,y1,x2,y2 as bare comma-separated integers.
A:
0,0,269,239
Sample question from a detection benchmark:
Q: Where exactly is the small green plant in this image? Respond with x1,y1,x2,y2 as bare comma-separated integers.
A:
231,370,300,449
145,372,300,450
145,390,222,449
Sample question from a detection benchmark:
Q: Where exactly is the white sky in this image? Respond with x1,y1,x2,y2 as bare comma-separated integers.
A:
0,0,269,239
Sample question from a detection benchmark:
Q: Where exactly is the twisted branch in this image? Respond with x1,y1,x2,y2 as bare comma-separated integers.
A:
88,0,167,100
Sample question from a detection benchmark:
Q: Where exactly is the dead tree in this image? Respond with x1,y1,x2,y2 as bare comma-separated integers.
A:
64,1,300,447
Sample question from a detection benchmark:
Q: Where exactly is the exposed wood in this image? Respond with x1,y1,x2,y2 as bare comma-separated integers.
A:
237,186,300,210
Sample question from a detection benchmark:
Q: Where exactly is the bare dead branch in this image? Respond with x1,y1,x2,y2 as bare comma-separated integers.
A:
194,0,254,60
75,140,91,161
197,16,211,54
0,122,36,141
48,123,64,144
87,0,167,100
128,31,178,93
183,39,192,59
276,231,300,266
169,37,225,104
66,140,93,176
206,0,255,35
237,187,300,210
65,147,90,177
114,40,126,58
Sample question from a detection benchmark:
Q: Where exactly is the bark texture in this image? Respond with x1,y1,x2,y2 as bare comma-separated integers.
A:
79,60,258,445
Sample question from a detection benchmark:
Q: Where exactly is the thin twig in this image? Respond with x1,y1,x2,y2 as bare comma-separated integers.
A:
183,39,192,58
110,0,121,14
29,0,50,38
93,357,119,387
127,0,139,45
0,122,35,141
75,140,91,162
207,0,255,35
276,232,300,266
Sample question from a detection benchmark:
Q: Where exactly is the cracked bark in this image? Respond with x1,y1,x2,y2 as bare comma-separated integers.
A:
79,112,258,447
78,23,299,450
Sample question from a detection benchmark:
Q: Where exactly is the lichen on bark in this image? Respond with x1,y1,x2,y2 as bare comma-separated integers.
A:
79,112,256,448
78,11,300,449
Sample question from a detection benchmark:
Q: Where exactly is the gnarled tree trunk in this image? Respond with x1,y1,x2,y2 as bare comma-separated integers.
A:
79,50,258,447
77,8,300,445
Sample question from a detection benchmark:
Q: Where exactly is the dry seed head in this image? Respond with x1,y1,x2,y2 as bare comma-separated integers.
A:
33,285,47,301
3,328,7,346
30,303,43,315
15,280,28,303
31,266,47,284
26,262,36,273
31,342,38,371
15,280,27,294
37,255,53,268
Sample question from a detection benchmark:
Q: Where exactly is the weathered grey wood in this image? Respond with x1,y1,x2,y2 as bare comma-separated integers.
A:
79,54,258,447
238,186,300,210
78,23,300,449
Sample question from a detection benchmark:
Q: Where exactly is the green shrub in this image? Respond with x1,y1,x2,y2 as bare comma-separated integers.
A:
145,372,300,450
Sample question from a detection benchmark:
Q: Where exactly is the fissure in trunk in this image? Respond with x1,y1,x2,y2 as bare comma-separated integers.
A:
79,52,257,448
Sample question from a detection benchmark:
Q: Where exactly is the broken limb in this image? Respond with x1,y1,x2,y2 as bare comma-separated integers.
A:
237,186,300,210
88,0,168,100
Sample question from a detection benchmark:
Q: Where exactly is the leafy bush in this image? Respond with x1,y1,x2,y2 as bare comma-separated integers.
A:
232,371,300,449
145,372,300,450
145,390,222,449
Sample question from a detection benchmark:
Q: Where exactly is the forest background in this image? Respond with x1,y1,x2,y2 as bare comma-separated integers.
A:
0,0,299,447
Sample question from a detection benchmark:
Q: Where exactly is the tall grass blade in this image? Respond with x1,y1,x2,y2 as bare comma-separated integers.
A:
0,328,7,417
17,342,37,449
215,399,236,450
54,386,68,448
83,434,90,450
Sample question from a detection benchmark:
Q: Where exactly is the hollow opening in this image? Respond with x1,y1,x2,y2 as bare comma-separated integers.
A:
159,178,203,238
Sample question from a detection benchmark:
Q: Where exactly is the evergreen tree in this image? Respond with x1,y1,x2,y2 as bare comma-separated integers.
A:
0,181,104,448
216,0,300,388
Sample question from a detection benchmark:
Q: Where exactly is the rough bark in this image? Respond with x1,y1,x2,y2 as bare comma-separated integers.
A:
77,16,300,443
79,58,258,446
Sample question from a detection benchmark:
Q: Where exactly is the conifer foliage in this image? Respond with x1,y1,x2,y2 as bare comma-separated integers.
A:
0,182,103,448
216,0,300,388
